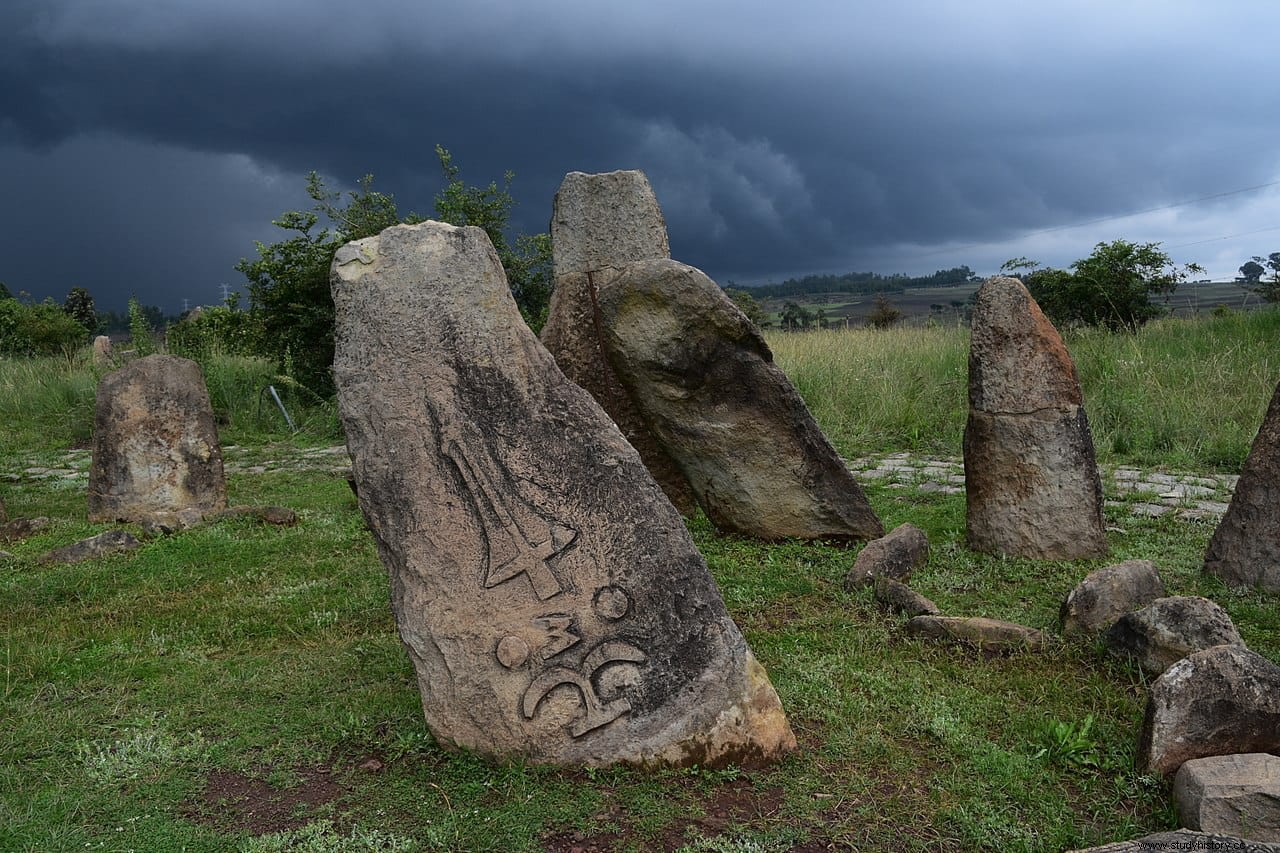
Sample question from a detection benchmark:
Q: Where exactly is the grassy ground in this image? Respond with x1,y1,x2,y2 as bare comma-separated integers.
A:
3,310,1279,851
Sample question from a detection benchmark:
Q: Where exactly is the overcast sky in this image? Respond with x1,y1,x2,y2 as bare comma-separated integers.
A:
3,0,1278,313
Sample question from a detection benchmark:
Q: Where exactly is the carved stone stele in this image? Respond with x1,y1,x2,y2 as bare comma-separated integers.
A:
541,170,698,515
331,221,795,767
88,355,226,523
964,276,1108,559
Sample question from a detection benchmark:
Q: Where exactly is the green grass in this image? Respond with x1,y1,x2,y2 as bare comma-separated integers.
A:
767,306,1280,470
3,312,1279,850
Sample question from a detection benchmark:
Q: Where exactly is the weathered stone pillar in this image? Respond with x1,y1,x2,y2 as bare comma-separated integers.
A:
963,276,1107,559
1204,379,1280,590
540,170,699,515
88,354,226,523
331,221,795,767
596,258,883,543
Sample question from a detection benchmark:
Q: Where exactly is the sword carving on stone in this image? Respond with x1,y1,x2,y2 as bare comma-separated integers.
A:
434,404,577,600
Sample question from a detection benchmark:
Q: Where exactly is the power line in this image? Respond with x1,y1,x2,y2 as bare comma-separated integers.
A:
1167,224,1280,249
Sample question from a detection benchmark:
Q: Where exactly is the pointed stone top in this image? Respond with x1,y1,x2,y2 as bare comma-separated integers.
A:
968,276,1082,413
552,170,670,277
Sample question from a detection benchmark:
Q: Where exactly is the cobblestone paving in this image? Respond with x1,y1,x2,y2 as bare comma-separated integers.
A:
4,445,1239,522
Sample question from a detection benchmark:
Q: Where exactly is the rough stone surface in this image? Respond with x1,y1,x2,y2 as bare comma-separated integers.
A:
0,516,50,542
140,508,209,536
1175,753,1280,841
904,615,1049,653
596,257,883,543
1060,559,1166,638
540,170,697,515
1069,829,1280,852
964,276,1107,559
331,220,795,768
1206,380,1280,591
1106,596,1246,675
873,577,940,617
844,523,929,589
88,355,227,523
39,530,141,564
1140,645,1280,776
92,335,114,367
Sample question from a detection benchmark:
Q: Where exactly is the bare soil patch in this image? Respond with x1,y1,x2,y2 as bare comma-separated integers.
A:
184,765,347,836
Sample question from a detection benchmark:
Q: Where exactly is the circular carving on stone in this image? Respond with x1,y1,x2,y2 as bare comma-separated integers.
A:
496,635,531,669
593,585,631,621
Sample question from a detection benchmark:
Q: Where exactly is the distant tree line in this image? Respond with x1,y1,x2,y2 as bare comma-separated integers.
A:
742,265,981,301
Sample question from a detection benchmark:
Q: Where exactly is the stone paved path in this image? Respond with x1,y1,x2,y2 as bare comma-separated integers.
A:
4,446,1238,522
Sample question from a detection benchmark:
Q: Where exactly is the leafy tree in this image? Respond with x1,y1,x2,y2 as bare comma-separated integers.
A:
780,301,814,331
239,148,552,396
866,294,903,329
1018,240,1203,331
1243,252,1280,303
63,287,97,333
127,297,156,356
724,287,771,329
0,281,10,300
1239,259,1265,285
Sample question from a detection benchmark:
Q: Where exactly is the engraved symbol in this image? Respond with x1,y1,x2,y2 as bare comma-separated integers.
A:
496,636,531,669
592,586,631,621
433,406,578,600
534,615,581,659
521,641,647,737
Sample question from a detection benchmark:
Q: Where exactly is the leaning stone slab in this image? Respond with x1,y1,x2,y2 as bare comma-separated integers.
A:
596,257,883,543
331,220,795,767
1140,645,1280,776
1105,596,1245,675
964,277,1107,559
1068,829,1280,852
88,355,227,523
1175,753,1280,841
0,516,50,543
1060,559,1165,638
541,170,697,515
1205,380,1280,591
874,577,940,617
844,523,929,589
904,615,1049,653
39,530,141,564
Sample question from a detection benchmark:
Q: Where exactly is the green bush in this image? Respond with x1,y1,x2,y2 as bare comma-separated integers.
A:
0,297,91,357
166,306,263,363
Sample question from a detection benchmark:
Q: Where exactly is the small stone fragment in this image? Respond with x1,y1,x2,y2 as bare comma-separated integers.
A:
1060,559,1165,638
1205,379,1280,591
88,354,227,523
140,508,209,536
1067,828,1280,852
844,523,929,589
1140,645,1280,776
39,530,141,564
597,257,883,543
873,577,940,617
1174,753,1280,841
0,516,51,542
1105,596,1245,675
964,277,1107,559
905,615,1049,653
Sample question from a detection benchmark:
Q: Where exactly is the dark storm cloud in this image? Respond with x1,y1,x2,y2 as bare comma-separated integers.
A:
2,0,1279,310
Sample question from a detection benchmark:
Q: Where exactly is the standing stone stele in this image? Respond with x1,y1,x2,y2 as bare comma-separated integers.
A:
88,355,226,523
540,170,698,515
596,257,883,543
92,335,114,367
1205,380,1280,591
331,221,795,768
964,276,1108,559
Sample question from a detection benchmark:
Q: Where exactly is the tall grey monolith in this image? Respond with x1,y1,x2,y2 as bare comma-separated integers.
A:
87,355,227,523
596,258,884,543
331,221,795,768
1204,379,1280,591
540,170,699,515
964,277,1108,559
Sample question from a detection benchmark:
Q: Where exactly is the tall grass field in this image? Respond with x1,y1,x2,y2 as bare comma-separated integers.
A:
2,308,1278,851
